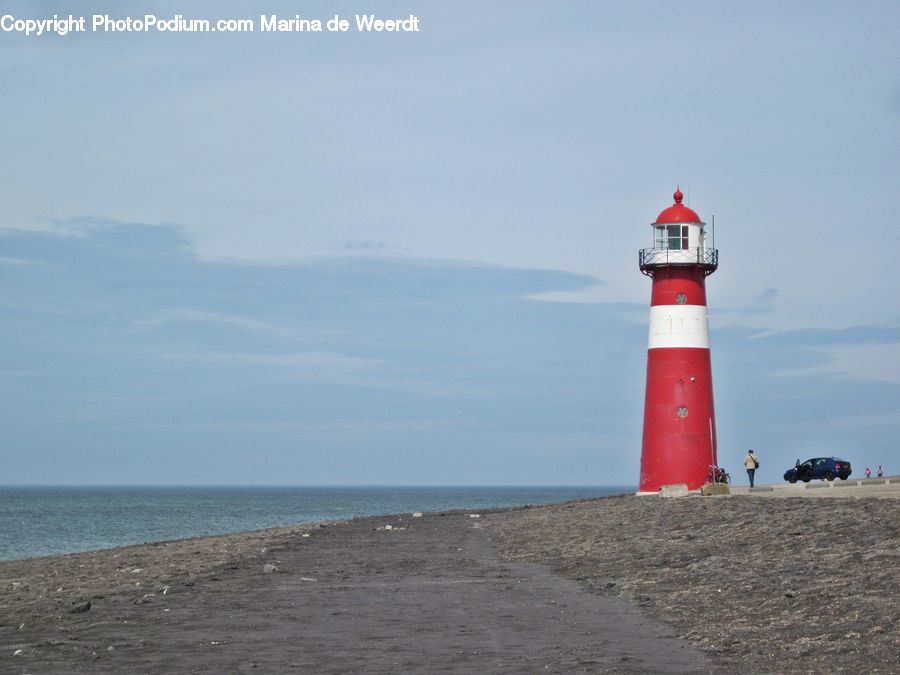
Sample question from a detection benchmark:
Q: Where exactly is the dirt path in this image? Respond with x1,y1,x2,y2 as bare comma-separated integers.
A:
2,511,715,674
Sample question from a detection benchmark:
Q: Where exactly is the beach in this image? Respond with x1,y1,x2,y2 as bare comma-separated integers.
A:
1,489,897,673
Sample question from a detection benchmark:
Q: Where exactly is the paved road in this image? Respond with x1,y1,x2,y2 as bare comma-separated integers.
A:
729,475,900,498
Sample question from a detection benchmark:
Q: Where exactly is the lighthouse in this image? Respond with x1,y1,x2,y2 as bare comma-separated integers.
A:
638,188,719,493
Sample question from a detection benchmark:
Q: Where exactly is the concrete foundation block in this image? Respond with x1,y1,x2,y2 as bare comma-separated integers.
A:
659,483,690,498
700,483,730,495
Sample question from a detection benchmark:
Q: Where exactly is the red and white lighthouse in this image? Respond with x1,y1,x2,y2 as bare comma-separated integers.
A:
638,188,719,493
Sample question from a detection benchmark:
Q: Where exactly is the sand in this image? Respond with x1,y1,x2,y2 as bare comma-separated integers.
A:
1,493,897,673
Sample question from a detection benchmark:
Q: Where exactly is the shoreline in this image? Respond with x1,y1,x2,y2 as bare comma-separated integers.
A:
5,476,895,563
1,491,897,672
0,484,630,563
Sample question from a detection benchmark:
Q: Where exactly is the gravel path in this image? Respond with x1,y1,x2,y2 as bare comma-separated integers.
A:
2,510,714,673
485,494,900,674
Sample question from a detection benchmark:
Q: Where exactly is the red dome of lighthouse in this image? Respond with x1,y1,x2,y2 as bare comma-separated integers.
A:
654,188,702,224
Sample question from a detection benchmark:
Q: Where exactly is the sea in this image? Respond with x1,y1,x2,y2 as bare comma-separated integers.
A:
0,485,631,562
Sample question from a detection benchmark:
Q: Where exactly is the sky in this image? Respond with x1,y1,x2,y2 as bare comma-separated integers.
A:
0,0,898,485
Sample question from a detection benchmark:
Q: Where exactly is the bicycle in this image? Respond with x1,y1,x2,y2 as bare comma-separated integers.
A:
707,465,730,484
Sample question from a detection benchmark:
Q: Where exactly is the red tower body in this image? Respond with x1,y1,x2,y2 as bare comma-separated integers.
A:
638,189,719,493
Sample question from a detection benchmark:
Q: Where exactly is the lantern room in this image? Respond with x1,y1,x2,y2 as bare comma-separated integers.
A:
639,188,718,275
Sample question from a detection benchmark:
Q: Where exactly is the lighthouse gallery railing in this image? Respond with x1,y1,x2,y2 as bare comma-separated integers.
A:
639,247,719,275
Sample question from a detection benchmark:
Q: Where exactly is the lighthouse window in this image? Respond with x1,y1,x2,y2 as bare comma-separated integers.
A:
665,225,689,251
654,227,666,249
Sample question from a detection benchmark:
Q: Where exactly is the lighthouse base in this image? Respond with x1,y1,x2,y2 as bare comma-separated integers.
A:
634,486,699,497
639,347,717,492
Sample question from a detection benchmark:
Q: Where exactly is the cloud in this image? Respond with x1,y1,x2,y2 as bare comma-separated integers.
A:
773,342,900,384
715,287,780,322
0,255,33,265
3,4,897,335
2,201,899,485
146,417,455,436
4,215,178,240
528,283,608,304
755,288,778,303
135,309,287,335
340,240,410,256
830,410,900,429
165,350,388,385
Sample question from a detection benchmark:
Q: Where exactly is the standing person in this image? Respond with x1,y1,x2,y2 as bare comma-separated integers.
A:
877,465,884,477
865,467,872,479
744,449,759,487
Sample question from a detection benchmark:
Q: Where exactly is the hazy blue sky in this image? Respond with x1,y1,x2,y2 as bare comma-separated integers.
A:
1,1,898,485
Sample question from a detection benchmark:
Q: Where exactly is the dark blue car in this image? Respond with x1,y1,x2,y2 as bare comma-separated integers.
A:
784,457,852,483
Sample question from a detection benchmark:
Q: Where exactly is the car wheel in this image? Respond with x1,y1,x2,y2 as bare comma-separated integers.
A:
839,475,848,480
788,477,797,484
825,471,835,481
802,477,811,483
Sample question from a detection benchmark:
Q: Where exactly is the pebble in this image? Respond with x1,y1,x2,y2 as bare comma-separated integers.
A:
70,600,92,614
263,564,279,574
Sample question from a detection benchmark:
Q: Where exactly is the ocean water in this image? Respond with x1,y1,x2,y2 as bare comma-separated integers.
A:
0,485,630,562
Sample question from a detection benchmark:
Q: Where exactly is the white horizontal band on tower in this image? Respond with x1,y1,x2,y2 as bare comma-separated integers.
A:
647,305,710,349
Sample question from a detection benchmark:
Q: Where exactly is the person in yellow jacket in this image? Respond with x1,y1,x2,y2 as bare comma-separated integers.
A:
744,449,759,487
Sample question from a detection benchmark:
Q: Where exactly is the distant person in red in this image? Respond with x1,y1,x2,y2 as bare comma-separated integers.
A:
877,465,883,478
865,467,872,479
